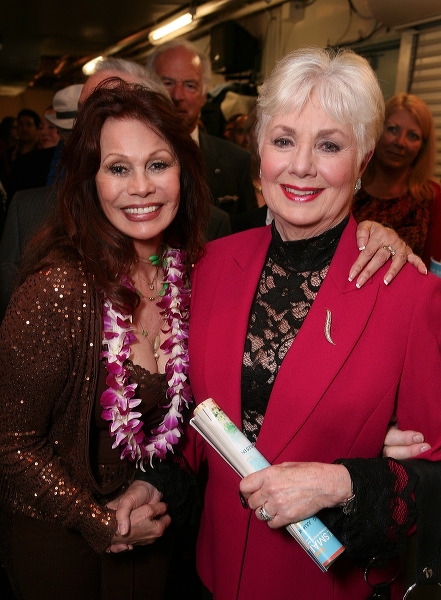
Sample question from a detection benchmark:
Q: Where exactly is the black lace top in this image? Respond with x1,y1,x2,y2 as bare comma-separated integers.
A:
242,218,348,442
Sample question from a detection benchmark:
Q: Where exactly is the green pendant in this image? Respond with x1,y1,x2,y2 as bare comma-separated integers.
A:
149,254,161,266
158,283,168,297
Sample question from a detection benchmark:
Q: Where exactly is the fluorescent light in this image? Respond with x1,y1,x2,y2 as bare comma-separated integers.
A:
148,12,193,43
82,56,104,76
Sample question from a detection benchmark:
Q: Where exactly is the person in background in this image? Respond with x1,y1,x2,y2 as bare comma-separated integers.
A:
13,108,41,158
44,84,84,186
6,85,83,201
0,116,18,190
0,79,206,600
113,48,438,600
146,40,256,217
353,93,441,267
79,57,160,106
39,106,61,149
223,113,250,150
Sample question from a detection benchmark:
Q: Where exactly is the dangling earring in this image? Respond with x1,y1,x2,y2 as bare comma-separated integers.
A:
354,178,361,194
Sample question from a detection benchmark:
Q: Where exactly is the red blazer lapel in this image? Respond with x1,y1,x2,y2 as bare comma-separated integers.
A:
190,226,273,426
256,218,380,462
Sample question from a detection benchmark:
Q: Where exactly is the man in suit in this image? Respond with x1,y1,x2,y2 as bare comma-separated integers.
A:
146,40,256,216
0,186,56,321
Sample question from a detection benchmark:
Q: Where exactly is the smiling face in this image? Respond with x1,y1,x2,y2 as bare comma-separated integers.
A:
260,97,368,241
40,109,60,148
95,117,180,256
374,107,423,173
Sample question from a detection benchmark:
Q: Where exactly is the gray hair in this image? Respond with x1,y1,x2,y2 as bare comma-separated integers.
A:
146,40,212,94
94,57,168,97
256,47,385,165
95,57,149,78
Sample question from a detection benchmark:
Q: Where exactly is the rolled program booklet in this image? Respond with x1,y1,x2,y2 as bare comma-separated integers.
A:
190,398,345,572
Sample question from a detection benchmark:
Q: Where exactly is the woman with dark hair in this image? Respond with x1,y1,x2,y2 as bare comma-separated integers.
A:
0,80,208,600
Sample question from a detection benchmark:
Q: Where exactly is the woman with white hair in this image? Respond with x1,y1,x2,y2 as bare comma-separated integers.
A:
181,47,441,599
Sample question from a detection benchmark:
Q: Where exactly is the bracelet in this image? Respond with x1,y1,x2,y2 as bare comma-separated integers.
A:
341,491,356,515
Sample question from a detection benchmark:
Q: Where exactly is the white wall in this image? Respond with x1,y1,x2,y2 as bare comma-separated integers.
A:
210,0,440,97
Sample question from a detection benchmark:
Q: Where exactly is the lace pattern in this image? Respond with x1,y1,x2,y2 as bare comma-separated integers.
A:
242,219,348,442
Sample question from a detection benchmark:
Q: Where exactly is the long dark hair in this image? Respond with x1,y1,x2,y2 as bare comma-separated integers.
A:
19,79,209,311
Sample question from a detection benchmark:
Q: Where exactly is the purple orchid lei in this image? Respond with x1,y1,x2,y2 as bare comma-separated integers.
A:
100,247,192,469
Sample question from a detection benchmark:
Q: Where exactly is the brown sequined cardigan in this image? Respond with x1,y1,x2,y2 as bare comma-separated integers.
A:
0,262,117,553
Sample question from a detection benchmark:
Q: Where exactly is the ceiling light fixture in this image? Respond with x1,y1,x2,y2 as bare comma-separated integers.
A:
148,12,194,43
82,56,104,76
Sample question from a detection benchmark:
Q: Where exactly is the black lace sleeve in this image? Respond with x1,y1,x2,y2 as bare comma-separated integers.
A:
320,458,418,564
135,452,202,529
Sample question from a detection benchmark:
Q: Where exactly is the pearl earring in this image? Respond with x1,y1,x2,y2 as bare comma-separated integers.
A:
354,178,361,194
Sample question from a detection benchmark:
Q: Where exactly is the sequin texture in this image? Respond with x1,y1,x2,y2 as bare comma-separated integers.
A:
0,263,116,554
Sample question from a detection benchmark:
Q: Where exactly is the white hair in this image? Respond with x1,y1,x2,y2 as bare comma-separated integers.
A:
93,57,169,97
146,39,212,94
256,47,385,165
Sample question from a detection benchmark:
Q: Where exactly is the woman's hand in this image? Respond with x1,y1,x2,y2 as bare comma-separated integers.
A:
106,480,171,552
239,462,352,528
383,425,431,459
349,220,427,288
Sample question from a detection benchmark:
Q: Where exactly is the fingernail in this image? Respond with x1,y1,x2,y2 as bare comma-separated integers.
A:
412,434,424,443
359,245,366,251
419,444,430,453
383,276,392,286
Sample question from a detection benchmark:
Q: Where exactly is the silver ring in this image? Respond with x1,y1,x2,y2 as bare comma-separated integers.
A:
383,244,396,257
258,503,275,522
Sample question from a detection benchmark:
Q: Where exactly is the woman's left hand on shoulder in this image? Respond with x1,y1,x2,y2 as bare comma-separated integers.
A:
239,462,352,529
383,425,431,459
349,220,427,288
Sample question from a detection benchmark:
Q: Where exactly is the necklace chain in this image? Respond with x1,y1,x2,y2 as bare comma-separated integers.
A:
100,246,191,467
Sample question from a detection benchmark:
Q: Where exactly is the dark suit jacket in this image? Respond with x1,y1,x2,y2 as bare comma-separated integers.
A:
231,204,268,233
206,205,232,241
0,185,56,321
7,146,57,200
199,132,255,216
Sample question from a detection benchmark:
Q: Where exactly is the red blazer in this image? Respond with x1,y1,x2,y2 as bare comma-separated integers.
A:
184,216,441,600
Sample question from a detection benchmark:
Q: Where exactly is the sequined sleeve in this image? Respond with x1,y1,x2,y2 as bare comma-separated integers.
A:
0,264,117,552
